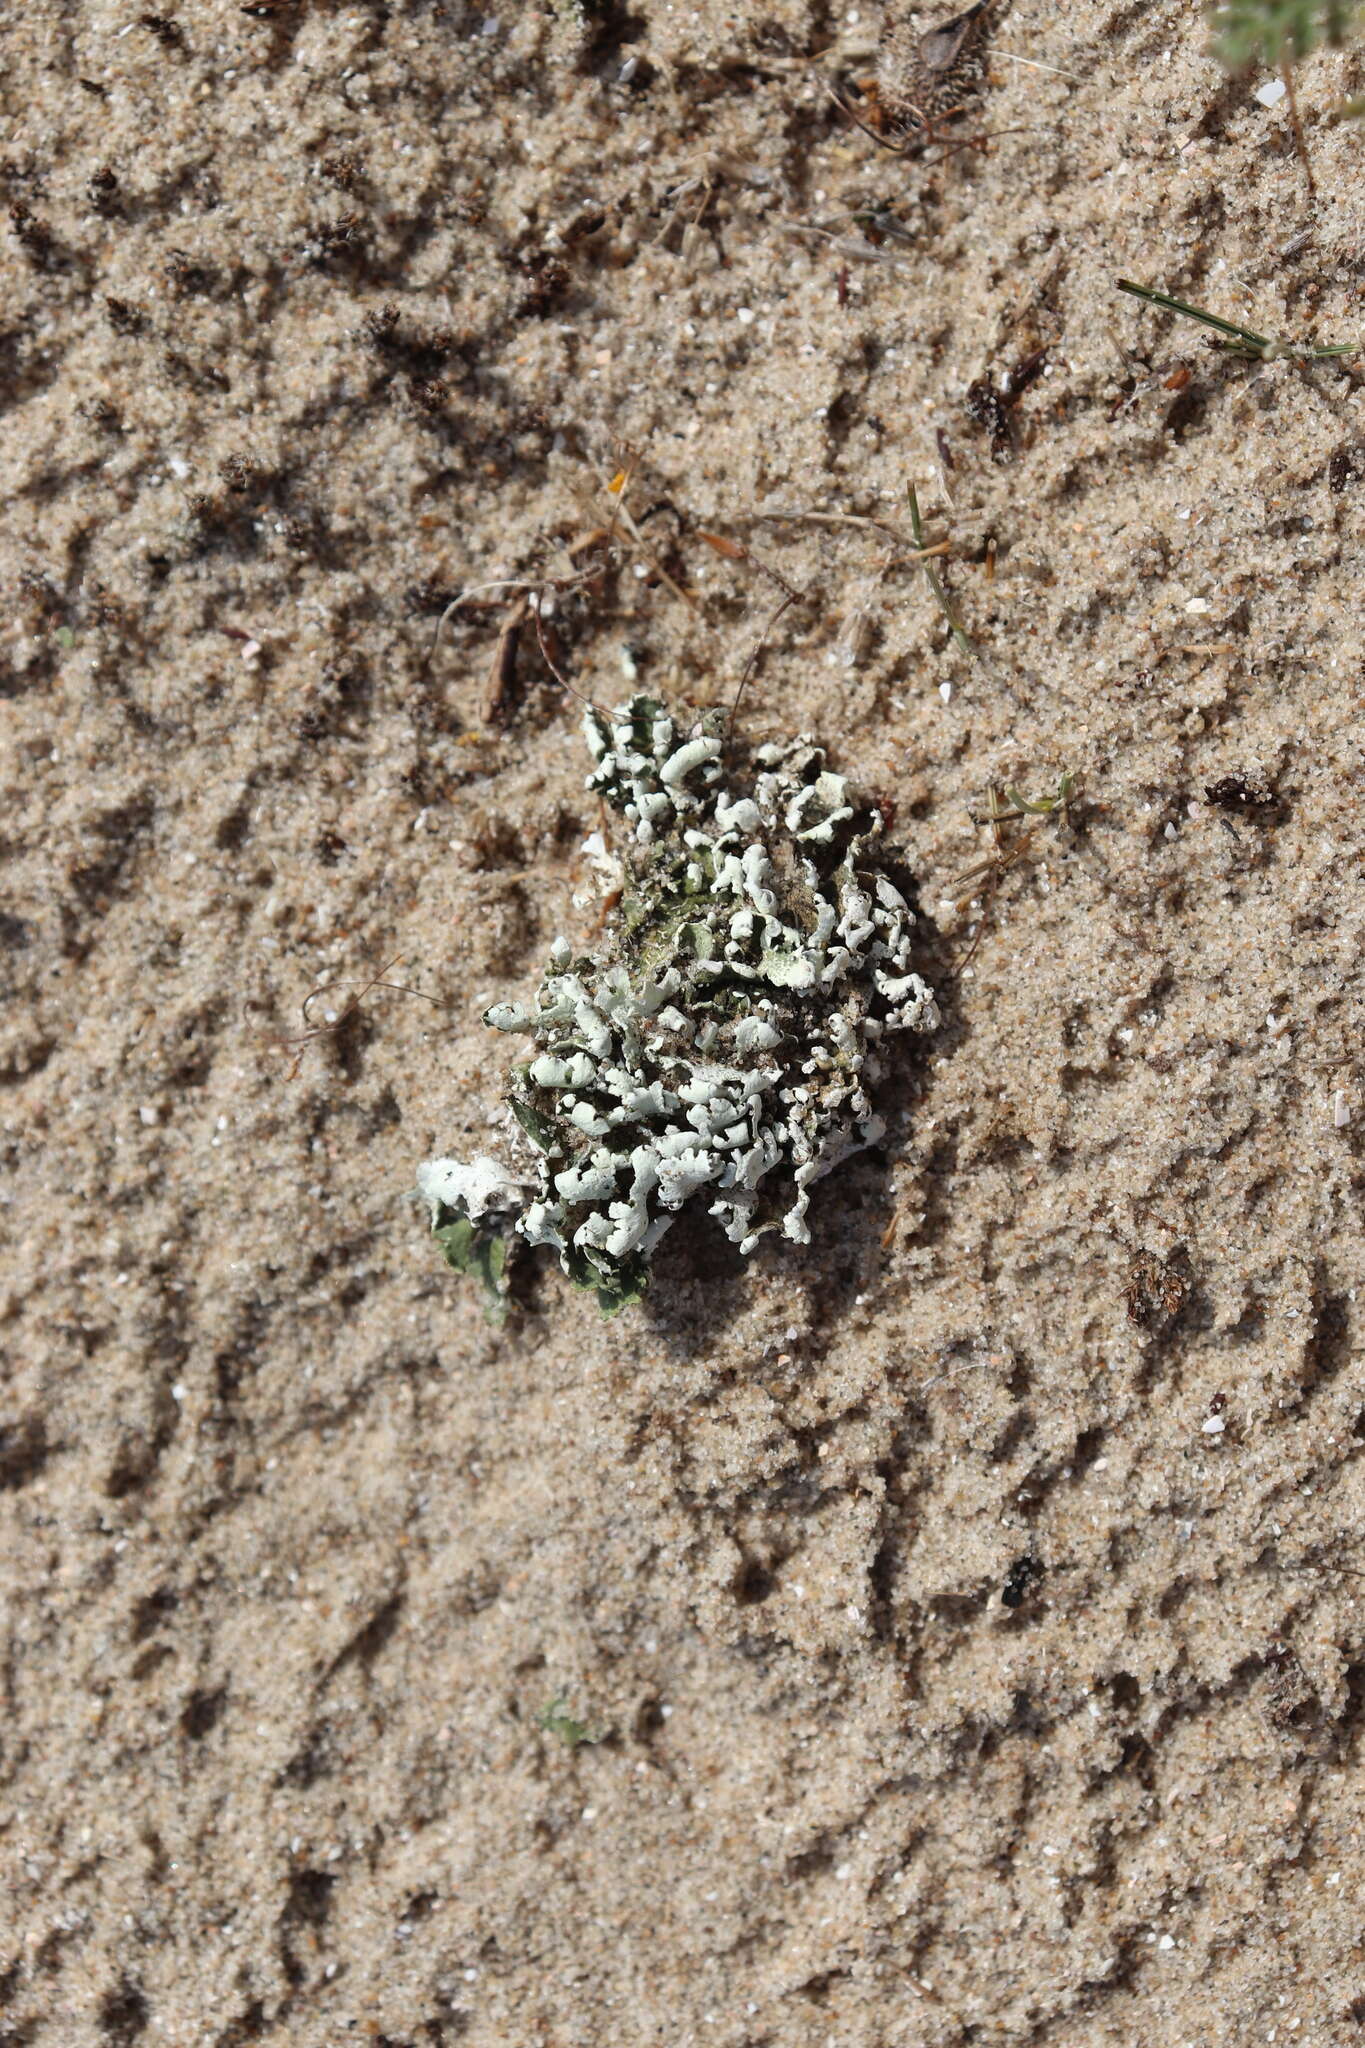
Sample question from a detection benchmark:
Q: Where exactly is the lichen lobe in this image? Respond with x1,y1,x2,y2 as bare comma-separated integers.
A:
422,696,939,1315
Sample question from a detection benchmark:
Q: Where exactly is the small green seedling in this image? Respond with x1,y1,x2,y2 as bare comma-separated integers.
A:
950,775,1078,972
535,1696,604,1748
1001,771,1076,817
1211,0,1357,68
1116,278,1362,362
907,482,975,659
1209,2,1362,189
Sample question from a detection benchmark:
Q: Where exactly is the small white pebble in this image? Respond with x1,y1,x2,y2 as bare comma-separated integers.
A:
939,681,952,704
736,307,755,325
1158,1933,1176,1951
1201,1414,1226,1436
1184,597,1211,615
1332,1090,1351,1128
1255,77,1287,107
139,1104,159,1127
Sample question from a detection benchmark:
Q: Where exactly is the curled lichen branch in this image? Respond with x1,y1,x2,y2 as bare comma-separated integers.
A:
420,697,939,1315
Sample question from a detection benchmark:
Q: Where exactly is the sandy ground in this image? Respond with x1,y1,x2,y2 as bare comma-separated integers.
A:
3,1,1365,2042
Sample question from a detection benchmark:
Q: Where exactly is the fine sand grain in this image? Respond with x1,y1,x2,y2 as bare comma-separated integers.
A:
2,3,1364,2043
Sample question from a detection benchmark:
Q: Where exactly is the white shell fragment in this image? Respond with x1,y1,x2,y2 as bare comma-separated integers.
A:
422,697,939,1308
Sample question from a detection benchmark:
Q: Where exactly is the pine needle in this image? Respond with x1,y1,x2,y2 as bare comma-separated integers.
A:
1116,278,1362,361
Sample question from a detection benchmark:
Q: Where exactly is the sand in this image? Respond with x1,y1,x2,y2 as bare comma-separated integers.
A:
2,1,1363,2042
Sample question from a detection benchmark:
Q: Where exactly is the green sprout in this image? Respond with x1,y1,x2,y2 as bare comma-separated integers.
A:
1211,0,1358,67
535,1696,604,1748
1116,279,1363,363
906,482,975,660
1003,771,1076,817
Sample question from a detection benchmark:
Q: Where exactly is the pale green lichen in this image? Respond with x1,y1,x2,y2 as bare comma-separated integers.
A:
419,1156,524,1323
420,697,938,1316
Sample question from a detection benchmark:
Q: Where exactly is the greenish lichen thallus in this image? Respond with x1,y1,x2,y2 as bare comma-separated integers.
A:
419,697,939,1315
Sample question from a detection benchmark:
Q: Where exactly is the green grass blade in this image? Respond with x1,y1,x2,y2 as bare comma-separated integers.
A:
1116,276,1362,362
907,484,975,659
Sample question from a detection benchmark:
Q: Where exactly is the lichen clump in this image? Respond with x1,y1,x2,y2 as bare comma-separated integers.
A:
420,697,939,1314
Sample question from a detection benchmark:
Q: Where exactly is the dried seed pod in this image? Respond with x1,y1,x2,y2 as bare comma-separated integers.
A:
878,0,993,138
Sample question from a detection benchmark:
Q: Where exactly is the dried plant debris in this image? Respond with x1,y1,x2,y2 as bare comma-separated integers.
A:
1204,772,1278,812
420,697,940,1316
1000,1554,1044,1609
966,348,1048,460
1124,1249,1189,1328
877,0,994,139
